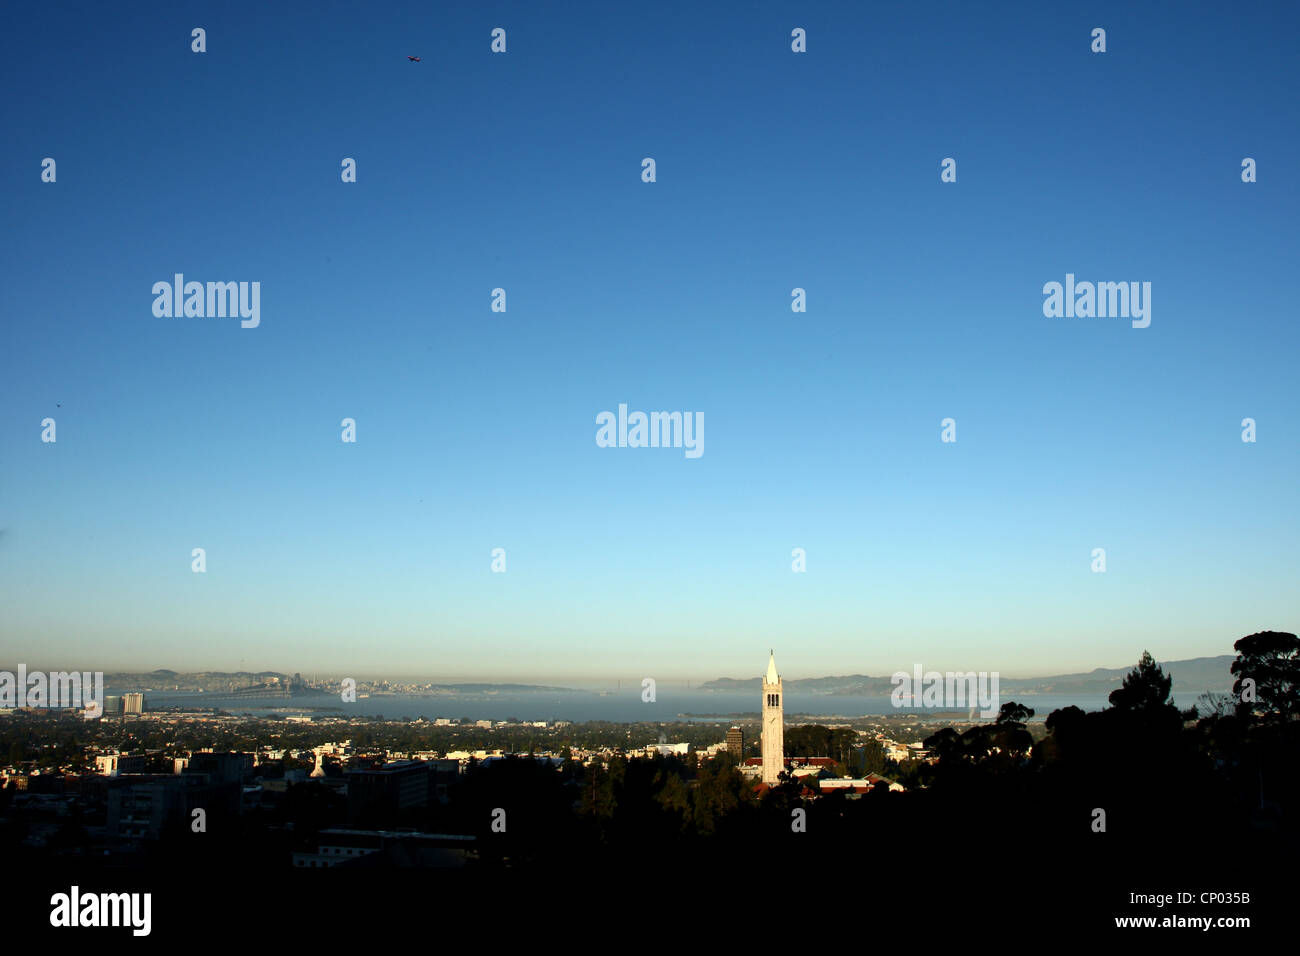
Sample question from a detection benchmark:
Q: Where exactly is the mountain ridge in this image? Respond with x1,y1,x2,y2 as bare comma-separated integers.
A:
702,655,1236,696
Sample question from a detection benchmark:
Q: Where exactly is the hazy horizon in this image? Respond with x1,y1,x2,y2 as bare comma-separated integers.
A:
0,649,1244,687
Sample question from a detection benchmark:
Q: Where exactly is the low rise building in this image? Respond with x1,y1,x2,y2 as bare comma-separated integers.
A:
95,753,147,776
293,828,476,868
817,773,905,794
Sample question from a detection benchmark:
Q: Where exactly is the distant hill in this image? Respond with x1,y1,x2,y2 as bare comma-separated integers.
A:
701,655,1236,697
91,670,296,692
81,671,580,695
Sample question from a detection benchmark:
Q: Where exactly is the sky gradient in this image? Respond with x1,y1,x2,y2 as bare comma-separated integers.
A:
2,2,1298,681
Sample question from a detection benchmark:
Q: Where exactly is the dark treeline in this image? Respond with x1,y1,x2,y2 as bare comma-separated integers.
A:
426,632,1299,884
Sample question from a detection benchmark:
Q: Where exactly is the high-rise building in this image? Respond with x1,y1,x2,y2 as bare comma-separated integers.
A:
103,696,123,715
726,726,744,760
107,772,239,843
761,651,784,784
123,693,144,714
345,759,458,826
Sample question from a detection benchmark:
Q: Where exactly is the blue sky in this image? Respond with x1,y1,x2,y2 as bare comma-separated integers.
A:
2,1,1297,681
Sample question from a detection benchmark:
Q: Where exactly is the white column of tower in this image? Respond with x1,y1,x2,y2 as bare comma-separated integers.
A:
761,650,784,784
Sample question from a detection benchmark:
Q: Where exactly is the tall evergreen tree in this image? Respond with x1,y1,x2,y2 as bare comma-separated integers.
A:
1108,650,1175,714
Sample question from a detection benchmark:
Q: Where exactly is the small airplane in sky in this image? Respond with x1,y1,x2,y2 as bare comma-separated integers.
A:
407,56,421,62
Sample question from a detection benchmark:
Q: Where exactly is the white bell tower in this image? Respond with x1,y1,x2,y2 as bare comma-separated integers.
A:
761,650,784,784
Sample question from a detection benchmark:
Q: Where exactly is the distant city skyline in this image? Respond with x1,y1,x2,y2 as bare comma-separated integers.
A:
3,3,1297,681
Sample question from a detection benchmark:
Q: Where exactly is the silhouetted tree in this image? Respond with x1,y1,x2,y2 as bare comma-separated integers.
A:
997,701,1034,724
1231,631,1300,724
1109,650,1174,713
